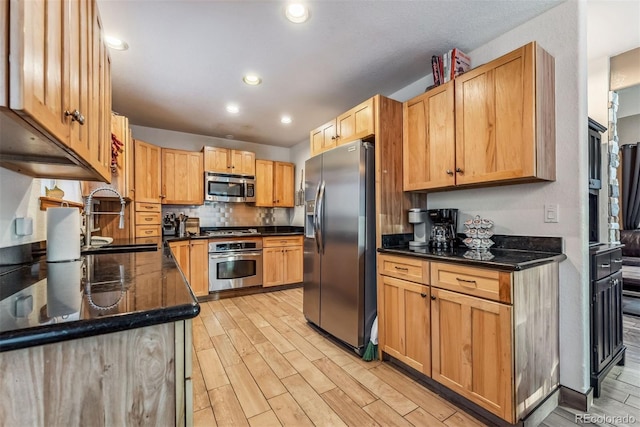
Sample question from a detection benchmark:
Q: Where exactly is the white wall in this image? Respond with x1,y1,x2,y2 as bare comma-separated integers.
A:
618,114,640,145
130,125,291,161
389,1,589,393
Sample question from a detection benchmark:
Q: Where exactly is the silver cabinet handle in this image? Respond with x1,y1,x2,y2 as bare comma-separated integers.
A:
613,259,623,264
455,167,464,174
65,109,85,125
600,263,610,268
446,169,454,175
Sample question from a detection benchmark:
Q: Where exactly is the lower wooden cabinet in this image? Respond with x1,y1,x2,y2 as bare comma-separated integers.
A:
189,240,209,297
263,236,303,287
169,240,191,282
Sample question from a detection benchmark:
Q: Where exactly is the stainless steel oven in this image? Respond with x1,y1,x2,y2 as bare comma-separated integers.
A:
208,240,262,291
205,172,256,203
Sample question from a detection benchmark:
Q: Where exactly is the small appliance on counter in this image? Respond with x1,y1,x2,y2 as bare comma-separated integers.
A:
185,217,200,235
428,208,458,249
163,213,176,236
408,208,429,248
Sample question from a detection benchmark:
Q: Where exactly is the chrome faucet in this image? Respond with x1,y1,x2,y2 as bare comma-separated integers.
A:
84,187,125,248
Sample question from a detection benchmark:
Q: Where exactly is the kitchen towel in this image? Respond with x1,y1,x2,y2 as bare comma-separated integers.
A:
47,260,83,317
47,207,81,262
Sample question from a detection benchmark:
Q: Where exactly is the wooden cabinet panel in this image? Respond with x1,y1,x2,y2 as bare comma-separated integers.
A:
161,148,203,205
336,97,374,145
239,151,255,176
403,82,455,191
169,241,191,283
135,211,161,225
189,240,209,297
135,202,161,212
378,254,429,284
263,247,284,287
134,139,162,203
431,287,513,422
283,246,303,284
431,262,512,304
274,162,294,207
136,225,160,238
203,146,229,173
255,159,274,207
203,146,255,176
310,120,336,157
263,236,303,287
263,236,302,248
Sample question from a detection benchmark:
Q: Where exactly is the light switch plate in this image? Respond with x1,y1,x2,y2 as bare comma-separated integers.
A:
15,217,33,236
544,204,559,223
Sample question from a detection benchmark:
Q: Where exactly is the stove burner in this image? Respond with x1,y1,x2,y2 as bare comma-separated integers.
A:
207,228,259,237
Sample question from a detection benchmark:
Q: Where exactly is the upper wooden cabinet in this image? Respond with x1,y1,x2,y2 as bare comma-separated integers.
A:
255,160,294,207
134,139,162,204
0,0,112,182
203,146,255,176
82,113,134,200
403,42,555,192
310,98,374,157
161,148,203,205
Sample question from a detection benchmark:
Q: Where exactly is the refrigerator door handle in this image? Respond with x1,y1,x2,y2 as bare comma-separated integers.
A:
313,182,322,253
317,180,326,254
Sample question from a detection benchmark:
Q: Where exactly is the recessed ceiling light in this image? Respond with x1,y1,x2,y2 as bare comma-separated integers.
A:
226,104,239,114
243,74,262,86
281,116,292,124
105,35,129,51
285,3,309,23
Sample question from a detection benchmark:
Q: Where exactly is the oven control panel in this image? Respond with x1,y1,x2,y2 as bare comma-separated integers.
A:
209,240,263,253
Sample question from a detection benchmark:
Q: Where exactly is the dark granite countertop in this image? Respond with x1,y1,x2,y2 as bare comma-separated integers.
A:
164,226,304,242
0,245,200,352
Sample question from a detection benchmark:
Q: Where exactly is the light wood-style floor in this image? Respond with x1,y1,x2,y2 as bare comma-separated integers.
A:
191,288,640,426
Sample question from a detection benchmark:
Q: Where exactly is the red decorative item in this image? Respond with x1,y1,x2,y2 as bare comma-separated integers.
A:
111,133,124,173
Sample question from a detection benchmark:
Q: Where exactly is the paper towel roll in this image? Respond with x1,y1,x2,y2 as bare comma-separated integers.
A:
47,260,83,317
47,207,81,262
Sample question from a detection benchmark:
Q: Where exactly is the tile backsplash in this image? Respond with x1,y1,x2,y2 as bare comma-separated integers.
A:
162,202,291,228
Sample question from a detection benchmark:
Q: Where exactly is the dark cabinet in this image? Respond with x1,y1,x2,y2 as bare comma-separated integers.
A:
590,245,625,397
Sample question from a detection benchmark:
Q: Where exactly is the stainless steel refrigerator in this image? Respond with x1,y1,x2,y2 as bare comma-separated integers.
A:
303,139,377,355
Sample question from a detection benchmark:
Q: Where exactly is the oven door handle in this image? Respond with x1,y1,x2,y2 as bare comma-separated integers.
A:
209,251,263,259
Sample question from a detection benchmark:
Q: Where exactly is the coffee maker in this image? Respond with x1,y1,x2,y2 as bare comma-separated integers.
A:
428,208,458,249
163,213,176,236
408,208,429,248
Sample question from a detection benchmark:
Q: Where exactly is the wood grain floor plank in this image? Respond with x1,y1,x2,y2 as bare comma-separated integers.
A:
443,411,488,427
363,399,414,427
242,352,287,399
214,310,239,330
202,313,226,337
211,333,243,367
207,300,226,313
251,294,288,317
192,367,211,411
261,311,294,335
268,392,314,427
281,374,347,427
235,317,268,345
209,384,249,427
197,347,229,390
313,357,377,407
280,329,325,361
626,394,640,410
343,361,418,415
226,328,258,357
259,325,296,354
192,316,213,351
254,342,297,379
225,363,271,418
283,350,336,394
198,301,214,318
405,407,448,426
248,410,282,427
193,406,217,427
321,388,380,427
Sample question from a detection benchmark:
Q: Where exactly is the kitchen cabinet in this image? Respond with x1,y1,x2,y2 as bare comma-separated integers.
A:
203,146,255,176
430,261,559,423
255,160,295,207
0,0,112,182
310,98,374,157
377,255,431,375
169,240,191,283
134,139,162,203
134,202,161,239
590,245,625,397
161,148,204,205
403,42,555,192
189,239,209,297
262,236,303,287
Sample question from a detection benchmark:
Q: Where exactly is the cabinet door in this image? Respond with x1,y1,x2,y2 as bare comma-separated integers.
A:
454,43,535,185
336,97,374,145
379,275,431,374
403,82,455,191
592,271,624,374
203,146,229,173
10,0,70,144
263,247,284,287
255,160,274,207
169,241,191,283
283,246,303,284
274,162,294,207
189,240,209,297
239,151,256,176
162,149,203,205
310,120,336,156
93,7,112,181
134,139,162,203
431,288,514,422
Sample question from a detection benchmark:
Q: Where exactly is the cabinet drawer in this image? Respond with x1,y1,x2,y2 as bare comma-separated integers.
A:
135,211,161,225
135,236,162,246
135,202,161,212
378,254,429,284
263,236,303,248
594,249,623,280
431,262,512,304
135,225,161,238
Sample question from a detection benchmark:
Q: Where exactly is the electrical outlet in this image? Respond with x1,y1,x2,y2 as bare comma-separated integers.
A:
544,204,559,223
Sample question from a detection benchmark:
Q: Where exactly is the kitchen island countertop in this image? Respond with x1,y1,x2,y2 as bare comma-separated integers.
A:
0,244,200,352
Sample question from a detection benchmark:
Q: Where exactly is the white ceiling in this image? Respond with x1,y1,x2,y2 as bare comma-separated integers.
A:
97,0,564,148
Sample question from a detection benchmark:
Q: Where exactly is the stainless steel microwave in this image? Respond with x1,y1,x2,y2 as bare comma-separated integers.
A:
204,172,256,203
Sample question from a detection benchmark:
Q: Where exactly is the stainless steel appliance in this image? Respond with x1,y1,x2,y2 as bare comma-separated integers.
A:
303,140,376,355
428,208,458,249
208,239,262,291
163,213,176,236
408,208,429,247
206,228,259,237
205,172,256,203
